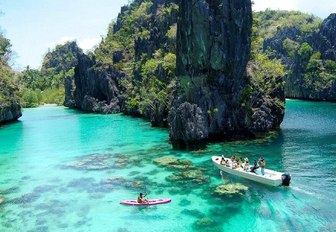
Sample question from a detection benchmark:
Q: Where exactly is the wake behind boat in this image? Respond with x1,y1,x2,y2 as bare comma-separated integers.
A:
212,156,291,186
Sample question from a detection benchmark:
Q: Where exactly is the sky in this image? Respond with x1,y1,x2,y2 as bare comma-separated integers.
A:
0,0,335,70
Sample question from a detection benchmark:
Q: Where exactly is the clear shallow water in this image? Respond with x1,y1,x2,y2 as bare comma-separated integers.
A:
0,100,335,232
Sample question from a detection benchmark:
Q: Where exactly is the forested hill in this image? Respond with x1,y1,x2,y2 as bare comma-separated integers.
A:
18,41,83,107
254,10,336,101
0,33,22,124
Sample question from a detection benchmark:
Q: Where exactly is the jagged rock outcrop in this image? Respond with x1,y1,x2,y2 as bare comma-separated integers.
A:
70,54,125,113
0,100,22,124
317,13,336,60
261,13,336,101
67,0,178,123
0,32,22,124
169,0,284,146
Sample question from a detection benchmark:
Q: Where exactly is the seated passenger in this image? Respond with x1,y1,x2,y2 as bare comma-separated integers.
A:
250,160,259,174
220,155,225,165
238,157,244,168
243,158,249,171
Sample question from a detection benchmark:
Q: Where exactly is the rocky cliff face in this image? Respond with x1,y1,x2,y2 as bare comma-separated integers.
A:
169,0,284,146
0,100,22,124
0,32,22,124
67,0,178,121
317,14,336,60
69,54,126,113
261,13,336,101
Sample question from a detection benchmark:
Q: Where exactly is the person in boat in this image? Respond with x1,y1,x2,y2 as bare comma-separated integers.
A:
220,155,225,165
238,157,244,168
243,158,249,171
137,193,148,203
259,157,266,175
230,155,237,169
250,160,259,174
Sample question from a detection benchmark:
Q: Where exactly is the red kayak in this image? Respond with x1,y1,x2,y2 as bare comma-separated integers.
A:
120,198,171,206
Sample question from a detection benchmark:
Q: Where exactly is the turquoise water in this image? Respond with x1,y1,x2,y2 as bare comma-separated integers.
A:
0,100,335,232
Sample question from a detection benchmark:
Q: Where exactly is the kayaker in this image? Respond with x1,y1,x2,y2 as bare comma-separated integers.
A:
259,157,266,175
137,193,148,203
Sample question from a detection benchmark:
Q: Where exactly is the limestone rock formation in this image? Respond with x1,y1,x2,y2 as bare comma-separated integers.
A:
69,54,125,113
0,100,21,124
262,13,336,101
169,0,285,146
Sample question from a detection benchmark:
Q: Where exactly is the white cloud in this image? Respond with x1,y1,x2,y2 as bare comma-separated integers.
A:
47,36,100,52
47,36,75,50
78,38,100,51
253,0,336,18
253,0,299,12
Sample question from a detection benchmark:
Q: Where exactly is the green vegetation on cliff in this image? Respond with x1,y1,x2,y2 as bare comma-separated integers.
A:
91,0,178,123
254,9,336,100
0,31,22,123
0,32,18,103
18,41,82,107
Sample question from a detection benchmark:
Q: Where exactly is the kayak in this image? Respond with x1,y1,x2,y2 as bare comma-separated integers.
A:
120,198,171,206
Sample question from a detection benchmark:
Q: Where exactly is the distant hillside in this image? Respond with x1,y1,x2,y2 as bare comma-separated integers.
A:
18,41,83,107
254,9,336,101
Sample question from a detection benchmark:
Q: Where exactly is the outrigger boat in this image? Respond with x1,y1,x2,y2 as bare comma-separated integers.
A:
212,156,291,186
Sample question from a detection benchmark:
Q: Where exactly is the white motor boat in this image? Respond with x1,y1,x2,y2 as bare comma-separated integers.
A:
212,156,291,186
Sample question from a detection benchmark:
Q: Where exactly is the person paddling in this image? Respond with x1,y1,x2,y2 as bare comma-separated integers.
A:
137,193,148,203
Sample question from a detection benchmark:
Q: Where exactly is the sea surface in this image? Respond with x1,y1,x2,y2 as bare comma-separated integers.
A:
0,100,335,232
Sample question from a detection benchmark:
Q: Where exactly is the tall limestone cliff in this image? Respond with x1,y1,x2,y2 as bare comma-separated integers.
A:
168,0,285,146
0,33,22,125
71,54,125,113
67,0,178,122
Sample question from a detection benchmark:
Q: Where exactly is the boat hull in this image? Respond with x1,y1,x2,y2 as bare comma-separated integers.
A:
120,198,171,206
212,156,285,186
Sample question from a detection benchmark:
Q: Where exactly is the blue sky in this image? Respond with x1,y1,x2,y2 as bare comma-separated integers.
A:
0,0,335,70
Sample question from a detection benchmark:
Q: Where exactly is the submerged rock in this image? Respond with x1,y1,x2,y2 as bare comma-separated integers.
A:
193,217,216,230
181,209,205,218
179,198,191,207
33,185,57,193
64,154,112,170
64,153,130,170
153,156,194,170
213,183,248,197
10,192,41,204
166,170,209,185
0,196,4,205
113,154,129,168
153,157,178,166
